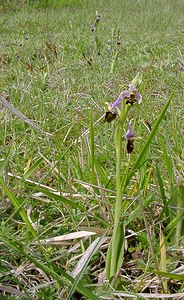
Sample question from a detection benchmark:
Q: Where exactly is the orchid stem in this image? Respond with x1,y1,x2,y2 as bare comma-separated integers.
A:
114,102,130,223
106,101,130,279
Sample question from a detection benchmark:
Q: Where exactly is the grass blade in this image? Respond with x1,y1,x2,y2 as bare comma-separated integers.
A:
0,95,52,136
38,188,85,210
0,177,37,238
155,162,170,223
125,91,174,189
90,108,95,184
23,157,43,180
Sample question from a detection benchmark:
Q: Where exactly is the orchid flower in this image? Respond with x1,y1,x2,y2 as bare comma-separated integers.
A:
111,84,142,110
104,84,142,123
125,120,135,154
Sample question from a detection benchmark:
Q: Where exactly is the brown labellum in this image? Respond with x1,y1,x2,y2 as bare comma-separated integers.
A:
125,93,137,106
126,140,134,154
104,111,117,123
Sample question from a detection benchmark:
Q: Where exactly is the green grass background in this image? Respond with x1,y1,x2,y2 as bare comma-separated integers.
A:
0,0,184,299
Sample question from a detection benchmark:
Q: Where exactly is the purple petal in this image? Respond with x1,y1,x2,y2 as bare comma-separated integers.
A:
125,120,135,140
135,91,142,103
128,84,142,104
128,84,137,91
111,90,130,109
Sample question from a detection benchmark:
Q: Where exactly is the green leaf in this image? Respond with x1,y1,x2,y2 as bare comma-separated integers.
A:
159,135,173,185
125,91,174,189
106,222,124,280
153,270,184,281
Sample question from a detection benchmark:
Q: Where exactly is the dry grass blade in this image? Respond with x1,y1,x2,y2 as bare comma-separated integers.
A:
38,231,96,245
0,95,52,136
172,265,184,275
0,285,29,299
102,292,184,299
68,236,108,300
71,236,108,278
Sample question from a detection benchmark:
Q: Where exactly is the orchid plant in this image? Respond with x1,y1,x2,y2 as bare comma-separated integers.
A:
105,75,142,281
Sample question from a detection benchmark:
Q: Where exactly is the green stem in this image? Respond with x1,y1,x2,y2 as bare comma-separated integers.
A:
107,102,130,279
114,102,130,224
110,51,118,74
114,124,123,222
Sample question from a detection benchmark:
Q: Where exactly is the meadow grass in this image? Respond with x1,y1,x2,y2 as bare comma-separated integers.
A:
0,0,184,299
